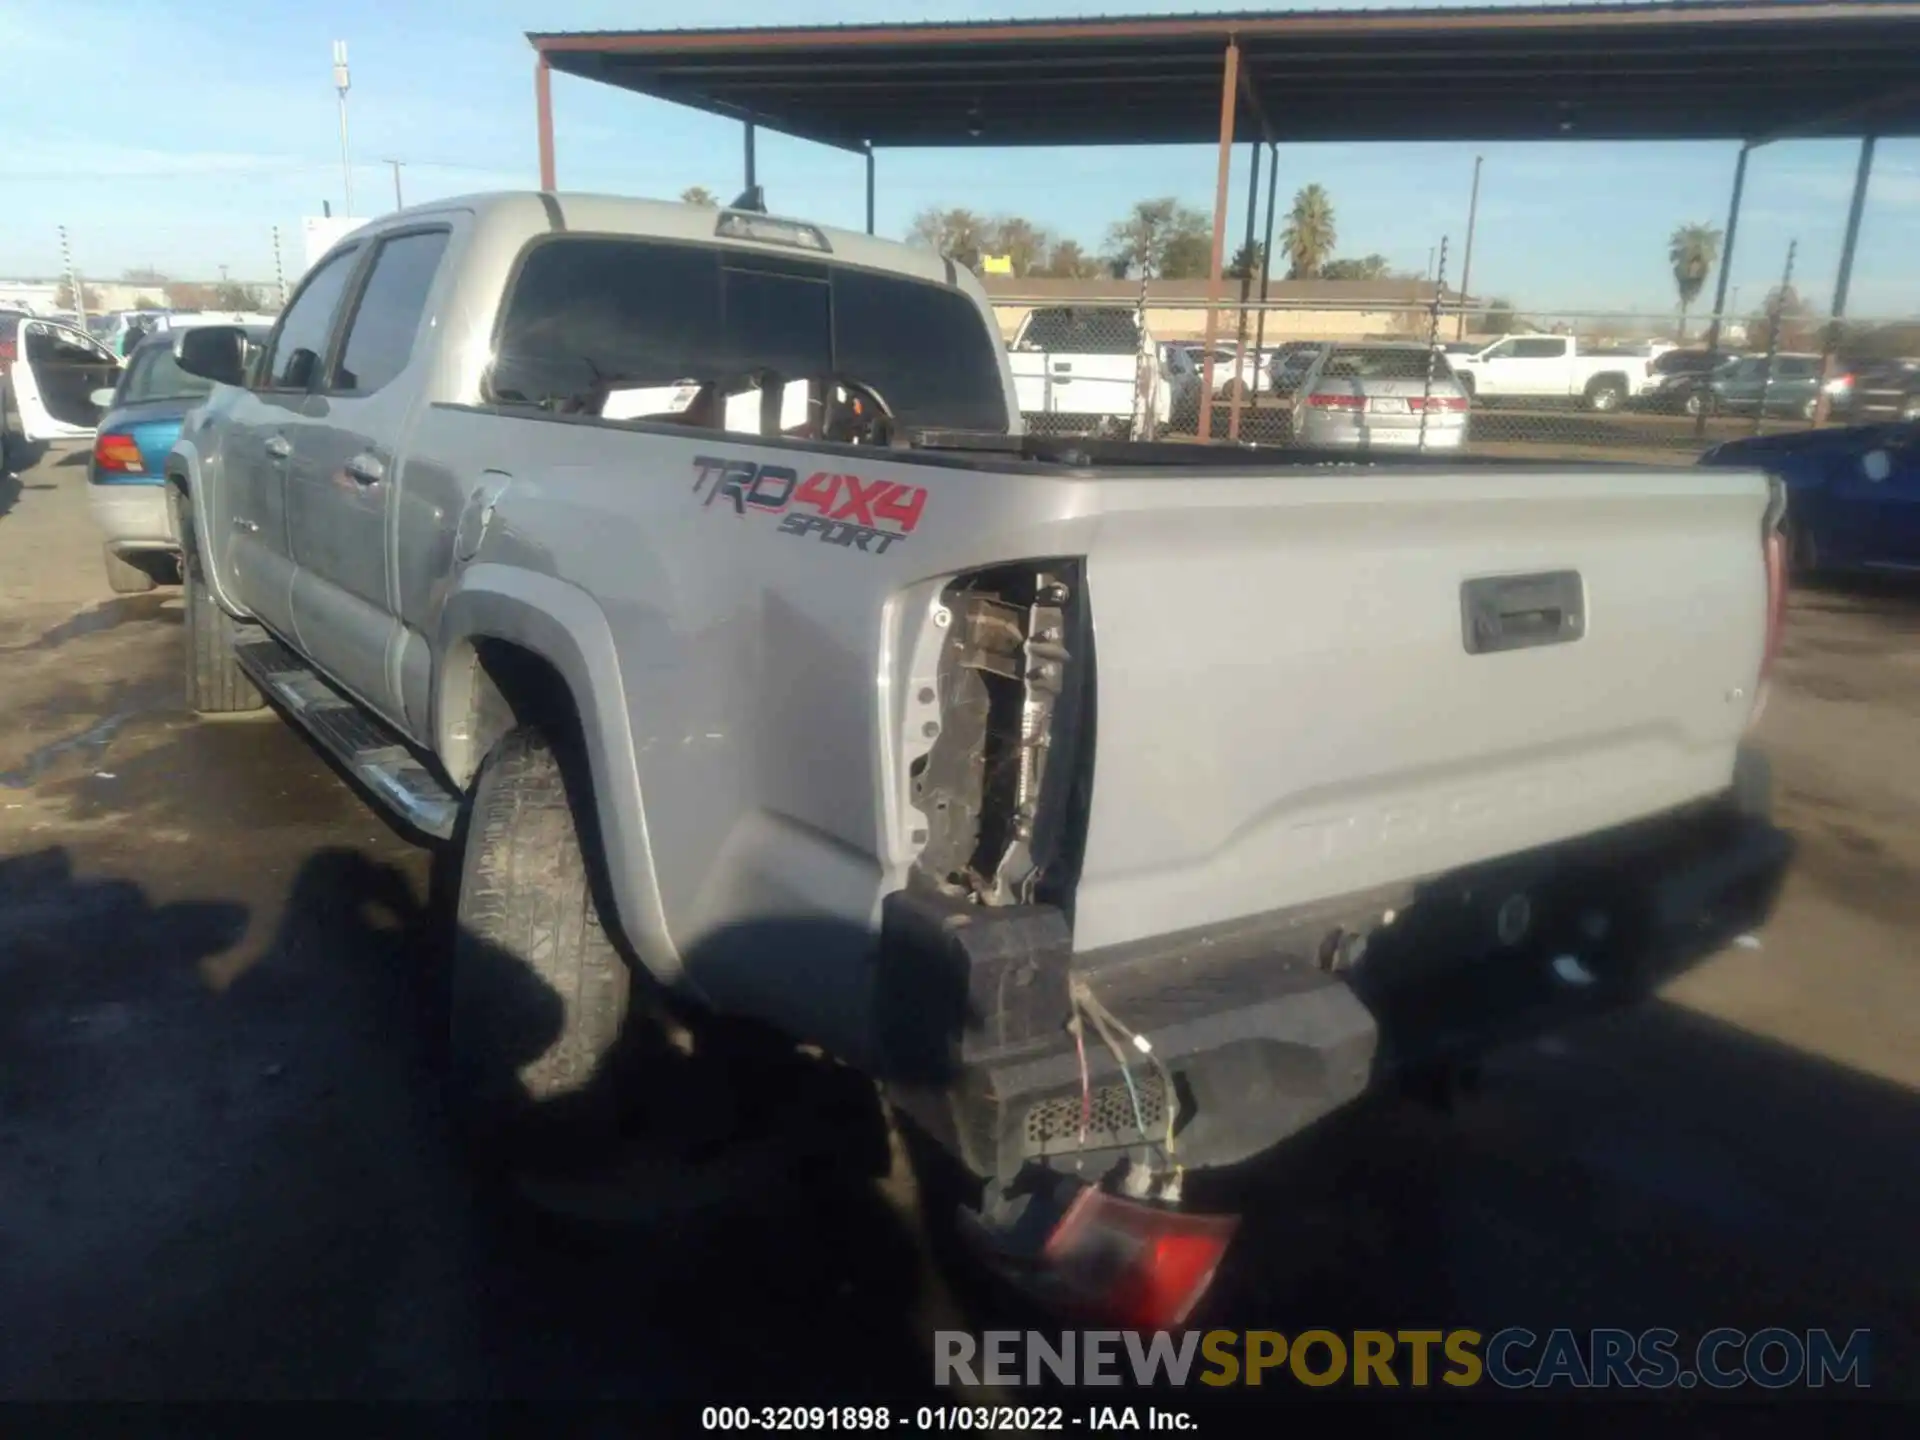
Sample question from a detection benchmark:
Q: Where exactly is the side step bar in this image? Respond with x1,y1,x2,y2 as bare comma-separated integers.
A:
233,635,460,839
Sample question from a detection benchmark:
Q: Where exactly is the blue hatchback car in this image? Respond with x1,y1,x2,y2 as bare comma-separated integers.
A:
86,328,267,592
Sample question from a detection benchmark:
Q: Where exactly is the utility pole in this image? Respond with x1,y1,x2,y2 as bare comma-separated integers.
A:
59,225,87,329
333,40,354,216
1455,153,1483,340
385,158,405,210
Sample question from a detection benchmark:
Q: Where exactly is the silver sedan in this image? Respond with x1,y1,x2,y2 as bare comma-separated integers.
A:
1290,342,1472,450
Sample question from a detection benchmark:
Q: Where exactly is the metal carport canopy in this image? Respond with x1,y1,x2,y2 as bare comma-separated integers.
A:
529,2,1920,150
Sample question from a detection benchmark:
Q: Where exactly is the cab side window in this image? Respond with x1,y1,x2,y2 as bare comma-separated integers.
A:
263,246,360,392
330,230,450,395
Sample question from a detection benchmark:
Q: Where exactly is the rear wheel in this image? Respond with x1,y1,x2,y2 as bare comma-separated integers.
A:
1585,376,1628,413
449,727,631,1166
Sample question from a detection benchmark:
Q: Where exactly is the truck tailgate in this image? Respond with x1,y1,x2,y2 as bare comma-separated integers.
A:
1070,464,1771,952
1009,351,1137,418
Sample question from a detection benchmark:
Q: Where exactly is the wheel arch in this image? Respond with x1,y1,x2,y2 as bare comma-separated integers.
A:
435,565,686,990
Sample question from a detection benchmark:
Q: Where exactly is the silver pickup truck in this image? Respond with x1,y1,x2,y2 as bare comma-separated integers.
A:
166,192,1791,1319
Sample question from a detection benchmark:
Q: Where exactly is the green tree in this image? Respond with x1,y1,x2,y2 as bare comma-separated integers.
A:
1752,284,1817,352
1280,184,1337,279
679,186,718,206
1668,222,1723,342
984,216,1053,277
1038,238,1104,279
1105,198,1209,279
909,206,990,270
1226,241,1267,280
1481,298,1520,334
1321,254,1393,281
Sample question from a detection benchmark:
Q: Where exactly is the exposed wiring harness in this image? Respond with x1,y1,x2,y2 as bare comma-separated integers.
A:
1068,976,1180,1179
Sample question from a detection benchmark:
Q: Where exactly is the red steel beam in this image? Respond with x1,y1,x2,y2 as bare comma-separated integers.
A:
1198,40,1240,443
526,6,1920,55
536,56,556,189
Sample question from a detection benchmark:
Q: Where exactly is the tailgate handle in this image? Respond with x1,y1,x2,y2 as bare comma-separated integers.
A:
1461,571,1584,654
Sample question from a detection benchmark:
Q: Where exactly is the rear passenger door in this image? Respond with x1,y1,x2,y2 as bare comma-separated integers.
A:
222,242,366,644
286,225,451,726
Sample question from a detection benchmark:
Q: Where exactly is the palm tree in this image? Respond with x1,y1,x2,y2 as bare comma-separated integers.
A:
1668,222,1723,342
1281,185,1337,279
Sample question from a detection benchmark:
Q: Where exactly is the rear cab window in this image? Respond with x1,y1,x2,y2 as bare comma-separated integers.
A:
331,229,450,394
487,235,1010,436
1015,308,1142,355
1322,347,1453,381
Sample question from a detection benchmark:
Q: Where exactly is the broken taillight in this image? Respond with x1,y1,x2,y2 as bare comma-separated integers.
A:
968,1184,1239,1331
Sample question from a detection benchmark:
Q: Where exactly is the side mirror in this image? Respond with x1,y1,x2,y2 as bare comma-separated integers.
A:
1862,449,1892,483
89,387,117,408
174,324,249,387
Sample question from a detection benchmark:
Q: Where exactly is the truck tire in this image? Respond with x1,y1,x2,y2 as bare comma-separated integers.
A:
105,549,157,594
176,490,264,715
1585,376,1628,413
449,727,631,1166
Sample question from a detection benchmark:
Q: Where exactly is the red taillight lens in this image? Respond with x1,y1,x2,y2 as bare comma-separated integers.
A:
0,336,15,371
1035,1186,1240,1330
93,432,145,474
1761,524,1789,687
1305,393,1364,410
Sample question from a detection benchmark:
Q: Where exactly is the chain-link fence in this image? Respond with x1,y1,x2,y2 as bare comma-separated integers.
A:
998,297,1920,460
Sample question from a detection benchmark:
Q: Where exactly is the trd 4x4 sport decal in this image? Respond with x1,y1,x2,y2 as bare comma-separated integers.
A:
692,455,928,556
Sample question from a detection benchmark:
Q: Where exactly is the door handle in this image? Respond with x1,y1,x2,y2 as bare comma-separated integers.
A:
344,454,386,486
264,435,291,459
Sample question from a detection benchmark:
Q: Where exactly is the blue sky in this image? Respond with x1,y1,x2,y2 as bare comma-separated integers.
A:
2,0,1916,319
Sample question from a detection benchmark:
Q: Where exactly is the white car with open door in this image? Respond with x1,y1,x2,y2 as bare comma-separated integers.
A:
1,314,121,461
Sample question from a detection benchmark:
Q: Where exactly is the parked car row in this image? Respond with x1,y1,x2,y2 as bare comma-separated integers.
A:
1639,348,1920,422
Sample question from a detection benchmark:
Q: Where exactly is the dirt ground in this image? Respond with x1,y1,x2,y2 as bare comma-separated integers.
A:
2,445,1915,1413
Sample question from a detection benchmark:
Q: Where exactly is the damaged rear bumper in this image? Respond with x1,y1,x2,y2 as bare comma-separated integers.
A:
878,789,1793,1186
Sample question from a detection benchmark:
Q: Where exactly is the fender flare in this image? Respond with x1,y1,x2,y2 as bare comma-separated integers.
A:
435,564,686,991
164,437,248,616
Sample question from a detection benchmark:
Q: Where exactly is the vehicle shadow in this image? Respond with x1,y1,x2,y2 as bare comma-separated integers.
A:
0,841,952,1407
6,831,1914,1410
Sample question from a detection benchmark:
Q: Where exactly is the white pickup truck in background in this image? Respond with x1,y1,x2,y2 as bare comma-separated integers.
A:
1007,305,1171,437
1447,333,1656,412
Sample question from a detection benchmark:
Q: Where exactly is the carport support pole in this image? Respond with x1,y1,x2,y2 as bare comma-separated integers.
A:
535,56,556,190
1228,133,1262,440
1252,143,1279,368
1814,133,1877,426
1198,39,1241,443
865,143,875,235
745,122,757,193
1695,142,1749,442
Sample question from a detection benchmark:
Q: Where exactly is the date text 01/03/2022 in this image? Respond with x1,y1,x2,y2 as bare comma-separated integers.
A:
692,455,930,556
699,1405,1196,1432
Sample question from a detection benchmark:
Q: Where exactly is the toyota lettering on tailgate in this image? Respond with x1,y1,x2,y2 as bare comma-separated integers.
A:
692,455,927,556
